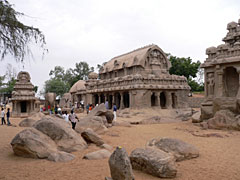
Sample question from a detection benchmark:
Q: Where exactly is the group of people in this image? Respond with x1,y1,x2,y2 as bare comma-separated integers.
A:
1,108,11,126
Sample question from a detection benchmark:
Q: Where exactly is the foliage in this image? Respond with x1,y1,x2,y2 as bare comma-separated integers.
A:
0,77,16,94
169,55,204,92
0,0,47,61
43,61,94,97
33,86,38,93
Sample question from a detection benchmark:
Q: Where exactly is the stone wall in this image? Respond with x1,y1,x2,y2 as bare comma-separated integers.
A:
188,97,204,108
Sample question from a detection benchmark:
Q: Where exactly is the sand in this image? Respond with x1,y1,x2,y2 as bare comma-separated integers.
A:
1,108,240,180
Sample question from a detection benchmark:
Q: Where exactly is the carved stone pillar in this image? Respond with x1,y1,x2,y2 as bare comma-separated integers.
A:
98,94,101,104
166,92,172,109
120,92,124,109
216,70,223,97
155,92,160,106
129,92,132,108
112,93,115,104
237,68,240,98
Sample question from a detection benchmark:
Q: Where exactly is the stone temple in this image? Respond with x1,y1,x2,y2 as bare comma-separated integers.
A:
11,71,39,117
69,44,190,109
201,18,240,120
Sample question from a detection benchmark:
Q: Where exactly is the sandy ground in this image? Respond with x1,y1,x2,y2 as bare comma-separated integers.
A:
0,108,240,180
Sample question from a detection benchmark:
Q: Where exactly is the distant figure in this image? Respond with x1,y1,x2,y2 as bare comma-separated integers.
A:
89,104,92,113
62,111,69,123
58,107,62,115
105,100,109,109
86,104,90,114
55,106,58,114
1,108,6,125
48,105,51,114
69,110,79,130
113,103,117,121
6,108,11,126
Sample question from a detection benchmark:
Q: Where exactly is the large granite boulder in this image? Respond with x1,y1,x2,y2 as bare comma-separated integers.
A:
147,137,199,161
105,110,114,124
130,147,177,178
192,111,202,123
83,149,111,160
81,128,104,146
10,128,74,162
89,103,107,116
19,112,45,127
108,147,134,180
207,109,240,130
33,116,87,153
75,116,108,134
19,118,38,127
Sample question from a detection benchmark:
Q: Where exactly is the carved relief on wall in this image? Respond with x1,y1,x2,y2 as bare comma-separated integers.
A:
207,72,215,98
149,50,167,69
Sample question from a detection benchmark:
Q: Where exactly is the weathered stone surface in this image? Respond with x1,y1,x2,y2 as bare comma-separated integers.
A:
147,137,199,161
140,116,161,124
112,121,131,127
33,116,87,153
30,112,45,119
89,103,107,116
47,151,75,162
83,149,111,160
130,147,177,178
192,111,202,123
100,144,113,151
11,128,57,159
19,118,38,127
109,147,134,180
81,128,104,146
207,110,240,130
176,108,193,121
75,116,108,134
201,104,214,120
105,111,114,124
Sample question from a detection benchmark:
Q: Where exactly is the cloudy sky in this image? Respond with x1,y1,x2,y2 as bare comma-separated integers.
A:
0,0,239,95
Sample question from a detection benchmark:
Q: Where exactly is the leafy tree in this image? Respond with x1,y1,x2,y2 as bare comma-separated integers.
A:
33,86,38,93
71,62,94,85
44,79,69,97
0,77,16,94
169,55,204,92
0,0,47,61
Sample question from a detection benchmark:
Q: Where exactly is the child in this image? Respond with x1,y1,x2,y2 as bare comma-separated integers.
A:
1,108,6,125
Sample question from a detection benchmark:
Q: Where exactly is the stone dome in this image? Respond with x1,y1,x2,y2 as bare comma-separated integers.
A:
206,46,217,55
227,21,238,30
69,80,86,93
88,72,98,79
217,44,229,50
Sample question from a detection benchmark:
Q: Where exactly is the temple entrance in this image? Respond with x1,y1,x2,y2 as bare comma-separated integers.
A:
115,92,121,109
94,94,99,105
123,92,130,108
160,92,166,108
171,93,177,108
100,94,105,103
109,95,113,109
151,93,156,106
224,67,239,97
21,101,27,113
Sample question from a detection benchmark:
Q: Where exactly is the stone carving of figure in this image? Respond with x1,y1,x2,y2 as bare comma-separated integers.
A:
207,73,215,97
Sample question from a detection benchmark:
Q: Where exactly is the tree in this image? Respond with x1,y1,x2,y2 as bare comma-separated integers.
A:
44,79,69,97
0,0,47,61
169,55,204,92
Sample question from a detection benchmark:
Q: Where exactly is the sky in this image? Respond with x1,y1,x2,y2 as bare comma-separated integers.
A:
0,0,240,96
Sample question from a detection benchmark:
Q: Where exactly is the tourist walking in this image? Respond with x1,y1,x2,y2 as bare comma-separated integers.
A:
1,108,6,125
113,103,117,121
6,108,11,126
62,111,69,123
69,110,79,130
86,104,89,114
105,100,109,109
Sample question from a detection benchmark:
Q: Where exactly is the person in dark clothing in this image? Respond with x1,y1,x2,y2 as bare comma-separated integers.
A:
6,108,11,126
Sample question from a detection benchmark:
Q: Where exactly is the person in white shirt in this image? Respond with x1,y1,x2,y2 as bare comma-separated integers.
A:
1,108,6,125
68,110,79,130
62,111,69,123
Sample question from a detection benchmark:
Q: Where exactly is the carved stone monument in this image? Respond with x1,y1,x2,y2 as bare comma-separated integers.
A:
11,71,38,117
201,18,240,120
69,44,190,109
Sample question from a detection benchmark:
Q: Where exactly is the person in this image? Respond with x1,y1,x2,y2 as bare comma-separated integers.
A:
55,106,58,114
105,100,109,109
89,104,92,113
113,103,117,121
58,107,62,115
86,104,89,114
69,110,79,130
6,108,11,126
62,111,69,123
1,108,6,125
48,105,51,114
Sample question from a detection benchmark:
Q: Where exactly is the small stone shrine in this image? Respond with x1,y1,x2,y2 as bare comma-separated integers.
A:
11,71,38,117
201,18,240,120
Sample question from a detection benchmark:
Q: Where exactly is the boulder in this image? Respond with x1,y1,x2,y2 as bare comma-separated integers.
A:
108,147,134,180
89,103,107,116
83,149,111,160
130,147,177,178
192,111,202,123
100,144,113,151
75,116,108,134
11,128,57,159
147,137,199,161
33,116,87,153
47,151,75,162
81,128,104,146
176,108,193,121
140,116,161,124
207,109,240,130
19,118,38,127
105,111,114,124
